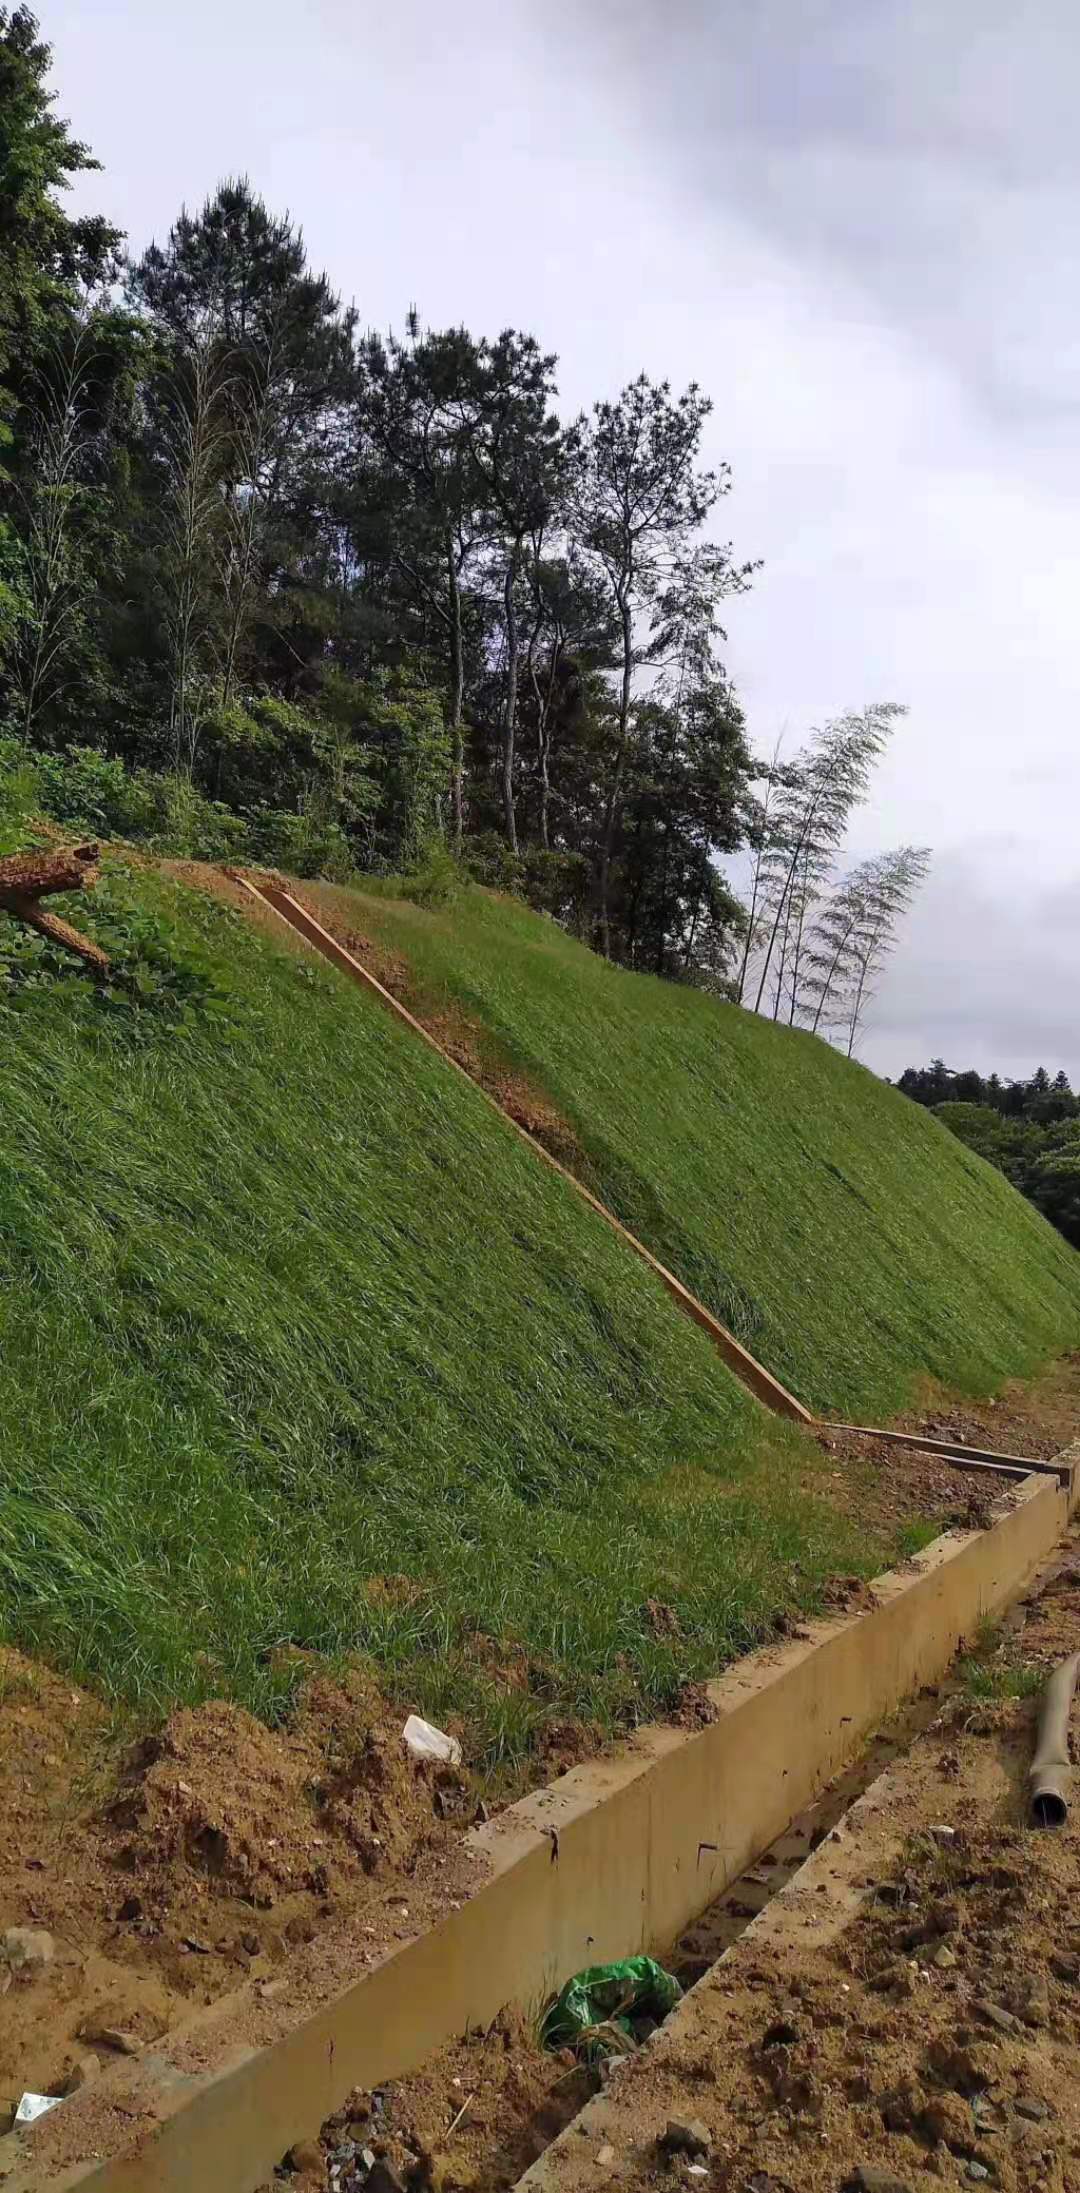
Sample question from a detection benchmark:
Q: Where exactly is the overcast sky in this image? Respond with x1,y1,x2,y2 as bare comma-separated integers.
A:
46,0,1079,1080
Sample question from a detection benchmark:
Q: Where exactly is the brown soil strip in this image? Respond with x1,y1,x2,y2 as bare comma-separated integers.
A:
0,1660,479,2107
475,1530,1080,2193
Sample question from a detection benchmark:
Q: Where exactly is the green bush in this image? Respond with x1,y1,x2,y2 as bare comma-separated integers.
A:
241,803,353,880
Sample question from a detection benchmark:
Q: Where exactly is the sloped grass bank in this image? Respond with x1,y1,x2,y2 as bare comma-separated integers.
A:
0,862,898,1774
312,881,1080,1420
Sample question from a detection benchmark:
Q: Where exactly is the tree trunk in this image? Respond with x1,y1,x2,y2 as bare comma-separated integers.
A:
597,597,633,960
809,927,855,1034
501,546,520,851
447,535,465,852
529,634,560,853
0,843,107,973
1,895,110,973
0,845,99,897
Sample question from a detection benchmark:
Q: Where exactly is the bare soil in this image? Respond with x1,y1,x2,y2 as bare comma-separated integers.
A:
415,1530,1080,2193
0,1658,477,2107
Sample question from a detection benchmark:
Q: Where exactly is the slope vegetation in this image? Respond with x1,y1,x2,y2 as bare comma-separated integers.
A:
0,857,900,1772
305,880,1080,1419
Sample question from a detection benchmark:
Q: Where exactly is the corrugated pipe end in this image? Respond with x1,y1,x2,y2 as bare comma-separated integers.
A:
1030,1766,1070,1829
1029,1652,1080,1829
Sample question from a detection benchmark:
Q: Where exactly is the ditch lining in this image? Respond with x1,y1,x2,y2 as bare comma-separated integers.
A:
10,1463,1075,2193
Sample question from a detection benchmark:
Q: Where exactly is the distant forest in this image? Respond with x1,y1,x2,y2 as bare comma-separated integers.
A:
899,1062,1080,1248
0,7,928,1044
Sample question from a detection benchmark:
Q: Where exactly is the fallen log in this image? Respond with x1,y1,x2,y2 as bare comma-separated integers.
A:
2,893,111,973
0,841,110,974
0,843,100,899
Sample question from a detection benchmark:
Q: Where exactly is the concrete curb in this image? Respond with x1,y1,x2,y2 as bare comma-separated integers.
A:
14,1462,1075,2192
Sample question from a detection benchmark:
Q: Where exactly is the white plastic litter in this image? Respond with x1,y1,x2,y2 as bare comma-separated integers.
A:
15,2092,63,2125
402,1714,462,1767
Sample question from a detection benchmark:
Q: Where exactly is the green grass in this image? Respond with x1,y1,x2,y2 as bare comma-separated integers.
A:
956,1619,1045,1701
323,881,1080,1418
0,858,912,1775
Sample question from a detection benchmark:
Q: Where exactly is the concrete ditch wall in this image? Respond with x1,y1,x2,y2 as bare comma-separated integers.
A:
21,1465,1075,2193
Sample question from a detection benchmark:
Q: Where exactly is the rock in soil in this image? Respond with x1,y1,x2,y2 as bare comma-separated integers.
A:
659,2118,711,2156
63,2053,99,2093
0,1927,54,1974
972,1997,1018,2034
79,2024,142,2055
286,2138,324,2176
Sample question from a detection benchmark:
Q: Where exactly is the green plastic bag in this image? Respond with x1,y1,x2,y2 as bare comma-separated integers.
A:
541,1956,683,2062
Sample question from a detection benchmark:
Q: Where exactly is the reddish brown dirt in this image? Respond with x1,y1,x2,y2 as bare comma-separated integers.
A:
810,1350,1080,1543
0,1658,475,2107
264,1534,1080,2193
278,2010,594,2193
461,1536,1080,2193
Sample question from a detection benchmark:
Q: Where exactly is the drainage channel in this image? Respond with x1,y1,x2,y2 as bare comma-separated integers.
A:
292,1684,953,2193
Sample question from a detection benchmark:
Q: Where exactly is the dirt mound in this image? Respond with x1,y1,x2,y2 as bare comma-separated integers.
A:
100,1673,465,1934
307,2007,592,2193
0,1659,469,2103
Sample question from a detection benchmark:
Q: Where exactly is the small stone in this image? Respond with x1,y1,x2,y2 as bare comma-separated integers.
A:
848,2167,915,2193
929,1824,957,1843
890,1963,916,1997
63,2054,99,2094
973,1998,1018,2035
971,2093,1004,2135
1015,2096,1051,2122
287,2139,324,2175
365,2166,406,2193
595,2147,615,2167
240,1931,261,1957
1050,1952,1080,1985
967,2167,990,2184
920,2093,972,2149
933,1943,957,1970
80,2026,142,2056
660,2119,711,2157
1018,1976,1050,2028
181,1935,211,1955
0,1927,53,1974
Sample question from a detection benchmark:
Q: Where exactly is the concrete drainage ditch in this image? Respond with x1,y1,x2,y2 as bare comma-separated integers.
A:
5,1458,1076,2193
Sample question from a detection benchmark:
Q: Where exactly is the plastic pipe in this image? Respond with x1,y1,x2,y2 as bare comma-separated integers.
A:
1030,1651,1080,1827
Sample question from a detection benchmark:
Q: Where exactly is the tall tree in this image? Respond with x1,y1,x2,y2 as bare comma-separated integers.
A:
750,705,902,1018
154,322,233,773
0,8,121,677
358,321,486,847
129,180,356,711
805,845,930,1047
521,550,615,849
613,668,752,981
569,376,754,955
0,7,120,390
465,330,564,850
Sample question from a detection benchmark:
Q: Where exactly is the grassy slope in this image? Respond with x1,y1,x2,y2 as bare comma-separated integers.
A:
0,861,899,1773
316,882,1080,1419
